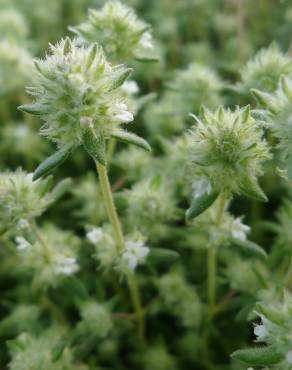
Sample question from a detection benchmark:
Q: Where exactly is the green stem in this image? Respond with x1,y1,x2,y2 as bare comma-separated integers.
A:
95,161,124,249
128,274,145,343
207,192,228,315
207,247,217,313
95,160,145,343
106,138,117,166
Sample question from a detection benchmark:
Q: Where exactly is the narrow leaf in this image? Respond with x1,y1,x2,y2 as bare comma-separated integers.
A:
81,124,106,165
231,346,283,366
148,248,179,263
109,67,133,91
18,103,51,115
111,129,151,152
230,237,267,259
33,148,71,181
240,177,267,202
186,191,219,221
256,303,285,326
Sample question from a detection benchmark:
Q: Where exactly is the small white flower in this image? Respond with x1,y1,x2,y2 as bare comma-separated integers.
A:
232,218,250,241
254,324,268,340
15,236,31,251
121,239,150,271
16,218,30,230
140,31,153,49
121,80,139,95
286,350,292,364
192,177,212,198
53,255,79,276
115,102,134,122
86,228,103,244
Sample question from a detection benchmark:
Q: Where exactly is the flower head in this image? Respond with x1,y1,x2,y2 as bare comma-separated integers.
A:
239,43,292,93
16,224,80,289
70,1,154,62
189,106,271,199
120,238,149,272
19,38,133,151
0,169,54,233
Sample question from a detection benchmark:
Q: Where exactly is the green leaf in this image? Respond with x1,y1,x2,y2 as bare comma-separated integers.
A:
251,89,272,107
240,177,267,202
33,148,71,181
148,248,179,263
51,339,66,362
81,125,106,165
109,67,133,91
231,346,283,366
230,237,267,259
111,129,151,152
18,103,52,115
255,302,285,326
186,191,219,221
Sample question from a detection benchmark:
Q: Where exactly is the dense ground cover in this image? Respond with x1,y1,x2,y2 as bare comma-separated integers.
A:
0,0,292,369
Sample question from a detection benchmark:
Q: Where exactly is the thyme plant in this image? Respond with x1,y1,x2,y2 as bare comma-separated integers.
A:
1,1,292,370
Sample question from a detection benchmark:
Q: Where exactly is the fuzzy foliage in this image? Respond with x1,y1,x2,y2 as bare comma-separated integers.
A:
189,106,271,198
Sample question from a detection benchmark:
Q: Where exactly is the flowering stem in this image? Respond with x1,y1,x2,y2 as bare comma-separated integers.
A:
95,160,145,343
208,192,228,315
95,161,124,250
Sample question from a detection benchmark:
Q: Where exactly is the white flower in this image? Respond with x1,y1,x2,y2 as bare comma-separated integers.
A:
86,228,103,244
121,239,150,271
192,177,212,198
140,31,153,49
254,324,268,340
231,218,250,241
15,236,31,251
121,80,139,95
286,350,292,364
16,218,30,230
110,102,133,123
53,255,79,276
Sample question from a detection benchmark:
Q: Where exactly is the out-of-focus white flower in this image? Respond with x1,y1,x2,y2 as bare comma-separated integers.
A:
286,350,292,364
192,177,212,198
121,239,149,271
140,32,153,49
121,80,139,95
16,219,30,230
53,255,79,276
15,236,31,251
254,324,268,340
231,218,250,241
86,228,103,244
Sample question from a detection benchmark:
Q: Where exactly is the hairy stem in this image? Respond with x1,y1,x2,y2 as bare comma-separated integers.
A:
95,161,124,249
208,192,228,315
95,160,145,343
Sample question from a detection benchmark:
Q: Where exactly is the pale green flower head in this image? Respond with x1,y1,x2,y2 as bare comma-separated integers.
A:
19,38,134,153
167,62,222,113
77,301,112,338
70,1,154,62
0,169,53,234
0,40,33,96
189,106,271,200
252,77,292,172
8,327,74,370
239,43,292,94
157,269,202,328
16,224,80,289
0,8,29,41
